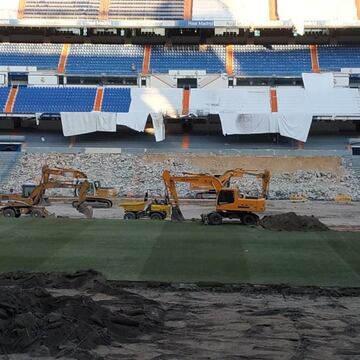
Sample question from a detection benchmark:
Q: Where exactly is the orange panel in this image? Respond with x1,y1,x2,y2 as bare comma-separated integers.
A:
226,45,234,76
5,87,18,113
309,45,320,73
99,0,110,20
18,0,26,19
356,0,360,19
270,88,278,113
268,0,279,21
58,44,70,74
93,87,104,111
183,0,193,20
143,45,151,74
182,88,190,116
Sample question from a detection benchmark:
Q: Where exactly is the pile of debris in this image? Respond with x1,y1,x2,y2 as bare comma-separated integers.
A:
0,270,164,358
2,152,360,200
260,212,329,231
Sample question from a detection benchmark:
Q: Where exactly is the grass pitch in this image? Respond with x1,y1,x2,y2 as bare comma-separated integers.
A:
0,218,359,287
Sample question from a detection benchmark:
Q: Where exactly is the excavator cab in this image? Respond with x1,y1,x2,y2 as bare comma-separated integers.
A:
22,184,36,198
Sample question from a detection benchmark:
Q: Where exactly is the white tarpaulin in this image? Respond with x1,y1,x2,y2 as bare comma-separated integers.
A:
61,112,117,137
151,113,165,142
116,112,148,132
302,73,334,91
219,113,313,142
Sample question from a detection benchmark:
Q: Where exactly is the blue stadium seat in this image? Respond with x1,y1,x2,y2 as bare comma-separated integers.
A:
0,43,61,70
150,45,226,73
66,44,144,75
0,87,9,112
13,87,97,113
233,45,312,76
102,88,131,112
318,46,360,71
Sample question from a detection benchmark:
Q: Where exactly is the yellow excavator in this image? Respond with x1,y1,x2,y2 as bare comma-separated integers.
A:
162,168,270,225
0,165,94,218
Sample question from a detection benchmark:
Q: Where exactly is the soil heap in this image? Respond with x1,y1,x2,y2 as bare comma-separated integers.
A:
0,270,164,359
260,212,329,231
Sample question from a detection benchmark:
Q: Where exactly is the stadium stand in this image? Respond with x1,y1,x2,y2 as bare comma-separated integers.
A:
22,0,100,19
13,87,97,113
150,45,226,73
233,45,312,76
66,44,144,75
1,42,360,77
0,43,62,69
108,0,185,20
0,87,9,113
318,46,360,72
101,88,131,113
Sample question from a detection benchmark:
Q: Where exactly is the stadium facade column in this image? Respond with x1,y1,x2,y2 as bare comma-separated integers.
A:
93,87,104,112
309,45,320,73
58,44,71,74
17,0,26,19
143,45,151,74
99,0,110,20
226,45,234,76
5,86,19,114
183,0,193,20
356,0,360,19
268,0,279,21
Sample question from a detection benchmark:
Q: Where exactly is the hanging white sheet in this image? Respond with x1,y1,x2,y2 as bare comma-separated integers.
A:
116,112,148,132
61,112,117,137
219,113,313,142
151,113,165,142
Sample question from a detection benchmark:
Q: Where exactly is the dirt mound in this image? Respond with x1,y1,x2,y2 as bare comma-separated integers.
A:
0,270,164,358
260,212,329,231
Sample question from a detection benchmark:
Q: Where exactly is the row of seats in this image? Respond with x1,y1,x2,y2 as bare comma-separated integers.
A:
23,0,185,20
0,44,360,75
0,87,131,113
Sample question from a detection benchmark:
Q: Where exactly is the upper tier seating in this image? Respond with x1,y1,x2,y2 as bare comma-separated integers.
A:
233,45,312,76
102,88,131,112
23,0,100,19
318,46,360,71
108,0,184,19
0,87,9,112
66,44,144,75
0,43,62,69
13,87,97,113
150,45,226,73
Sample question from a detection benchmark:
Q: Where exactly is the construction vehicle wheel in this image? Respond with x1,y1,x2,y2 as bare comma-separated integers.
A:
31,209,45,218
124,212,136,220
150,212,163,221
242,213,258,226
207,212,223,225
104,200,113,209
3,208,16,218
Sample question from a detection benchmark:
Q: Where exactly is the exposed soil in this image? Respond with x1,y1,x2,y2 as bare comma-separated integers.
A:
1,271,360,359
260,212,330,231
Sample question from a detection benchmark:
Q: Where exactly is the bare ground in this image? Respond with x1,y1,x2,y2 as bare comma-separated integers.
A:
1,271,360,360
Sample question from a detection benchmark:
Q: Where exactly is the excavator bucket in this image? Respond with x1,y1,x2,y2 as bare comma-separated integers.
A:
171,206,185,221
77,204,93,219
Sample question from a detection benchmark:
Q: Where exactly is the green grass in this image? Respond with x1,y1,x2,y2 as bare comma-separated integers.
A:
0,218,360,287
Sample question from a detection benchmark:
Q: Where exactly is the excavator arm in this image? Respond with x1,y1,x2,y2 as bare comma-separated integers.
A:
162,170,224,221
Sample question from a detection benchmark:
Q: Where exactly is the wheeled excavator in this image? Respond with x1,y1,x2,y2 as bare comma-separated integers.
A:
0,165,94,218
162,169,270,225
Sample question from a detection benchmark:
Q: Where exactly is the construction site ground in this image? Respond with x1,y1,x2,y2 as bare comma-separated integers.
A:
48,199,360,231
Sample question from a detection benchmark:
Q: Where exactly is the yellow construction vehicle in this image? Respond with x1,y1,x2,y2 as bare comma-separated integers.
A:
162,169,270,225
0,165,94,218
119,192,172,220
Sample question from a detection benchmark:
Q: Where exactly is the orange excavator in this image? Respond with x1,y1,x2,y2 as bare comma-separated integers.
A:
0,165,94,218
162,169,270,225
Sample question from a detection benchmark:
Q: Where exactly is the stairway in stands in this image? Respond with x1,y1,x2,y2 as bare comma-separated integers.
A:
349,155,360,180
0,152,20,191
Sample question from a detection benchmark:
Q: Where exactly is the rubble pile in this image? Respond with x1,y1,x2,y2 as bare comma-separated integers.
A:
2,153,359,200
0,270,164,358
260,212,329,231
